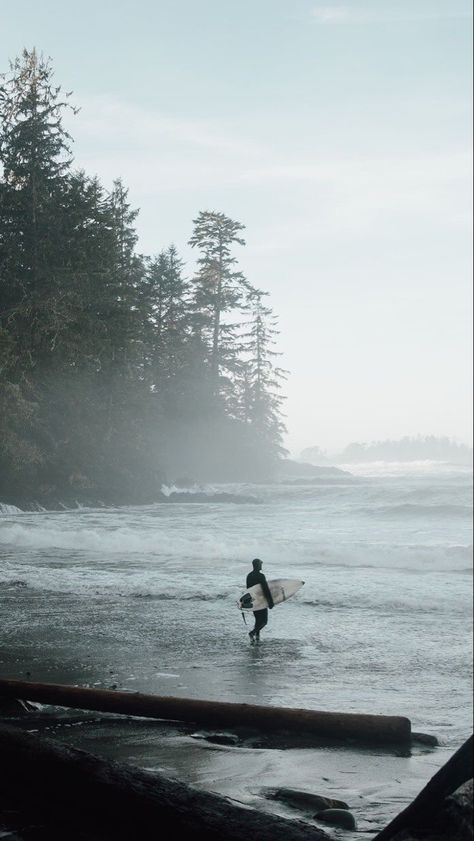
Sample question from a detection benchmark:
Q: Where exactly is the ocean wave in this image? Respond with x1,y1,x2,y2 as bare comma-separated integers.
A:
129,591,229,602
0,502,24,515
0,578,28,589
1,542,471,603
300,596,449,615
359,503,472,519
1,516,471,572
161,483,206,496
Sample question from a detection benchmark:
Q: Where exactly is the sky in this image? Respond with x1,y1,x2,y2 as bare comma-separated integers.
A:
1,0,472,455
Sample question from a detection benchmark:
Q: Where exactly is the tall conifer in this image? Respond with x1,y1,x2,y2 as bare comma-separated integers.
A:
189,211,251,398
241,291,287,462
0,48,77,372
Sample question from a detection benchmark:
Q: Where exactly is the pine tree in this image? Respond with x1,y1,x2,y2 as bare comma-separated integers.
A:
188,211,251,399
241,290,287,464
107,178,145,375
143,244,190,390
0,48,78,373
0,326,42,501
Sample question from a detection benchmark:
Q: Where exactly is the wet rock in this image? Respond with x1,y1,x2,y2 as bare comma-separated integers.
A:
263,788,349,812
191,731,240,746
166,492,260,504
443,779,473,840
411,731,439,747
315,808,357,830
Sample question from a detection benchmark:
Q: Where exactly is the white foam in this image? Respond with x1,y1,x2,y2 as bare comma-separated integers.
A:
0,502,24,515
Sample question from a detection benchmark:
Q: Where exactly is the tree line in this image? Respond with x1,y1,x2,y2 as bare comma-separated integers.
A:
301,436,473,465
0,49,287,506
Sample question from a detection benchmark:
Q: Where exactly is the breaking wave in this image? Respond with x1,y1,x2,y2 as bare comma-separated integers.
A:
0,502,24,515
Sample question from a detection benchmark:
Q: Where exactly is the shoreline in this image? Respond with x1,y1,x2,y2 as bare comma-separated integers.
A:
0,490,263,513
0,644,451,840
0,703,448,839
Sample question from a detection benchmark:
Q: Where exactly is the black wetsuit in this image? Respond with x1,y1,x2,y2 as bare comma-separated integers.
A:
246,570,274,637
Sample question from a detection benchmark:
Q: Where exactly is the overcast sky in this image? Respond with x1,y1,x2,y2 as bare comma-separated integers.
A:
1,0,472,454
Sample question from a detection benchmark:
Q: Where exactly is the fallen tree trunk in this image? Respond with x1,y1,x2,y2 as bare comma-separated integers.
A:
0,678,411,744
374,735,473,840
0,724,329,841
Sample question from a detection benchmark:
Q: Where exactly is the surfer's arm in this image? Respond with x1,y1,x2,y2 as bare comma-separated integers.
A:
260,574,274,609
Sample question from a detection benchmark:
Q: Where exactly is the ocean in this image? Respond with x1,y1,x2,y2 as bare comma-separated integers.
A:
1,460,472,835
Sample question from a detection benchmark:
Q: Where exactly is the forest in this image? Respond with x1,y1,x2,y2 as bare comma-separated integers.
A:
0,49,287,507
301,436,473,466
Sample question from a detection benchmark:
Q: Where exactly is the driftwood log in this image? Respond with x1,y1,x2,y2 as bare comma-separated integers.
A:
0,678,411,744
0,724,330,841
374,735,473,840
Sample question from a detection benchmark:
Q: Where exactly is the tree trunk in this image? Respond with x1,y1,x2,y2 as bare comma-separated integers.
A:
0,678,411,744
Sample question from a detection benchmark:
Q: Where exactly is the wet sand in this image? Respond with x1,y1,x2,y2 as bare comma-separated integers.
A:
0,641,449,839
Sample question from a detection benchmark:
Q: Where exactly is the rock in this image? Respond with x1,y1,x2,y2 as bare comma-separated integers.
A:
1,724,332,841
315,809,357,830
263,788,349,812
166,492,260,504
443,779,473,840
411,731,439,747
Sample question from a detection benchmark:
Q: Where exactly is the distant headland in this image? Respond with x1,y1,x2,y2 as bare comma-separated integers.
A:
299,436,473,466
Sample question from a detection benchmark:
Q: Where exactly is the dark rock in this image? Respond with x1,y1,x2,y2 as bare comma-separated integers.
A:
166,492,260,504
1,724,332,841
411,731,439,747
443,779,473,840
315,809,357,830
263,788,349,812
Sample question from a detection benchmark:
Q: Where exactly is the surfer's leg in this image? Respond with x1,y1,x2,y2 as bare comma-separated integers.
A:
254,609,268,641
249,614,257,644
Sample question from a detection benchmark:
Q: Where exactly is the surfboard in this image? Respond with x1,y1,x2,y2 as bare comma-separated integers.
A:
238,578,304,612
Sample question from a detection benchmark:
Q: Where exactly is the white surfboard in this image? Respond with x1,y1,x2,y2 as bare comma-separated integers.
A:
238,578,304,612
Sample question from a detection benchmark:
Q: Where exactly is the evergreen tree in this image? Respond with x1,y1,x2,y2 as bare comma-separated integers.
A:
0,49,289,502
188,211,252,399
0,48,78,373
108,178,145,373
241,290,287,464
143,244,190,390
0,326,42,501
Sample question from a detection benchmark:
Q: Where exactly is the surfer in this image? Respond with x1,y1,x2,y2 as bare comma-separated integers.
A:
246,558,274,644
